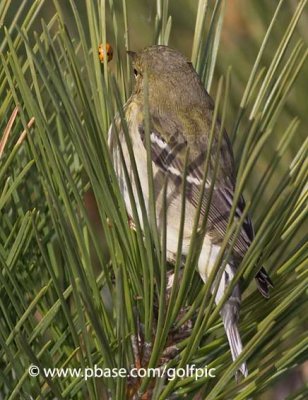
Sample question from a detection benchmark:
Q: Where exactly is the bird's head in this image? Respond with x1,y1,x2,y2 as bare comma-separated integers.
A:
127,45,205,108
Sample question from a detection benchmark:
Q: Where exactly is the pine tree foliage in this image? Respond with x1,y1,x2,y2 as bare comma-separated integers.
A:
0,1,307,399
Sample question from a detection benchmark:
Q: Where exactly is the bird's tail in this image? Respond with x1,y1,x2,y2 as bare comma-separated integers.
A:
222,309,248,378
214,263,248,378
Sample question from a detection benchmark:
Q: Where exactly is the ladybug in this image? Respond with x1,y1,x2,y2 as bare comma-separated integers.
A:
98,42,113,63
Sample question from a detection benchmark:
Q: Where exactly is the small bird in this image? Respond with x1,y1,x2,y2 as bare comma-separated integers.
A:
108,45,273,377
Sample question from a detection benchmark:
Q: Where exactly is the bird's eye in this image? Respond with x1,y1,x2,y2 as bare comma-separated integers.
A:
133,68,138,77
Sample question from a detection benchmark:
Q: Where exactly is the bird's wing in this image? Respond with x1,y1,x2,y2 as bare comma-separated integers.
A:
138,111,254,259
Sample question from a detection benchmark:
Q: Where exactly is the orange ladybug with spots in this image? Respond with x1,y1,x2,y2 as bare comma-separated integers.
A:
98,42,113,63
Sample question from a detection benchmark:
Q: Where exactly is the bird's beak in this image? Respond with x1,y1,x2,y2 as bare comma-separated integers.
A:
127,50,137,61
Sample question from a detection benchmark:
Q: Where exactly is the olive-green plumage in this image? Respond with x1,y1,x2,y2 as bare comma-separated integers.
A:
109,45,273,377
